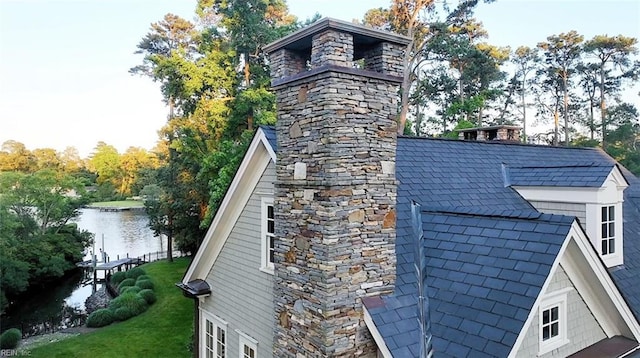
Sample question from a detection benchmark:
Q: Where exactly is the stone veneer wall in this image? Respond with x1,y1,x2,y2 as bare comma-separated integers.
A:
270,28,404,357
273,70,398,357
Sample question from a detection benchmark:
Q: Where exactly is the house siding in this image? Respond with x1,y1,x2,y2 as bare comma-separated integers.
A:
515,264,606,357
200,161,276,358
529,201,587,228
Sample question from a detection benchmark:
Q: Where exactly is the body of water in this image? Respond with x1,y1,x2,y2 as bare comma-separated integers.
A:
1,208,165,334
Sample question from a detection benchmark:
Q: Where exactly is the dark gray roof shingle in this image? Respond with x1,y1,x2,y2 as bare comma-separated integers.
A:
507,164,614,187
366,210,573,358
258,127,640,356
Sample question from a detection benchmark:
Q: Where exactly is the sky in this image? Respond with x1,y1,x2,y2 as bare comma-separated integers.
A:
0,0,638,158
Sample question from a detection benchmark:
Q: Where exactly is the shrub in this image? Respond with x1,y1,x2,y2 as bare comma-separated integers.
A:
117,278,136,292
109,292,148,316
111,271,127,286
113,306,134,321
135,275,151,282
120,286,142,295
136,279,154,290
138,289,157,304
125,267,146,280
86,309,115,328
0,328,21,349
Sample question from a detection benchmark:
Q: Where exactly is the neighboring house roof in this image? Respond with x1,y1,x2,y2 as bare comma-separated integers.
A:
366,210,574,358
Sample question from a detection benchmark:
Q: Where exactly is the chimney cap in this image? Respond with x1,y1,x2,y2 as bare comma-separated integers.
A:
264,17,412,54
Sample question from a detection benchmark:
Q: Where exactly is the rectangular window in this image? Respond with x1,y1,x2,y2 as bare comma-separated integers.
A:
237,330,258,358
538,289,569,355
542,306,559,341
202,312,227,358
242,345,255,358
601,205,615,255
261,197,275,273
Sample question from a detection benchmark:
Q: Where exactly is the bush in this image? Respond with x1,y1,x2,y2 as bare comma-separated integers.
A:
109,292,148,316
136,279,154,290
111,271,127,286
113,306,134,321
120,286,142,295
0,328,21,349
117,278,136,292
138,289,157,304
86,309,115,328
125,267,146,280
135,275,151,282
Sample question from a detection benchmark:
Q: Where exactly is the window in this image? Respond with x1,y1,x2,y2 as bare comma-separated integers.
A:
237,330,258,358
261,198,275,273
541,306,559,341
601,205,615,255
202,312,227,358
538,289,569,355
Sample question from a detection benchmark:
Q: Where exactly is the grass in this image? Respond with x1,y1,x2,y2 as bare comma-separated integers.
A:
88,200,144,208
28,257,193,358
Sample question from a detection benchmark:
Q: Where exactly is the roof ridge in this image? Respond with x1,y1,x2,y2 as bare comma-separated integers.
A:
507,163,612,169
422,206,541,220
397,135,606,151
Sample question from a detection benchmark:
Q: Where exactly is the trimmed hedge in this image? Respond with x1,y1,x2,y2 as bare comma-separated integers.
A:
135,275,151,282
109,292,148,316
113,307,135,321
120,286,142,295
117,278,136,292
125,267,146,280
136,279,154,290
0,328,21,349
87,309,115,328
110,271,127,286
138,289,157,304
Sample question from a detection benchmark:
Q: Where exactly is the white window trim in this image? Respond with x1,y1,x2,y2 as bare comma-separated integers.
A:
236,329,258,358
201,311,228,358
538,288,571,355
260,197,275,274
587,201,623,267
601,205,616,256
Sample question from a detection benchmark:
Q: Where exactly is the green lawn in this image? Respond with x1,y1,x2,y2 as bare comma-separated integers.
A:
28,257,194,358
88,200,144,208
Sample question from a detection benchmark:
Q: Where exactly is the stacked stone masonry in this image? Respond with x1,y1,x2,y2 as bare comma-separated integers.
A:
270,23,406,358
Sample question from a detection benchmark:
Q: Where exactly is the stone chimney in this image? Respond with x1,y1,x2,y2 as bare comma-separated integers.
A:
265,18,410,357
457,125,522,142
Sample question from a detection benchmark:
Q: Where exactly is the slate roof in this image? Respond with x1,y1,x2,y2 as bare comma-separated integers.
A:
367,210,574,358
262,125,277,150
506,164,615,187
611,166,640,319
257,127,640,356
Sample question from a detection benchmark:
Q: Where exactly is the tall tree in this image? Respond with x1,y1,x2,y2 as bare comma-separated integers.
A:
583,35,638,147
87,142,122,197
0,140,35,172
364,0,496,134
130,13,197,116
537,31,584,146
512,46,539,142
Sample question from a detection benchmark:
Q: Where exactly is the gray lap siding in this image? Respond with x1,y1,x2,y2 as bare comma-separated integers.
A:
201,161,276,358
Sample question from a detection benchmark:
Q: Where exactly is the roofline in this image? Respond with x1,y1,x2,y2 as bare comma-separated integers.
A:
508,220,640,357
181,128,276,283
264,17,411,54
362,303,393,358
398,135,619,152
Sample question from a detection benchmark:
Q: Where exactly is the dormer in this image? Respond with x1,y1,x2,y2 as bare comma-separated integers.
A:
506,163,629,267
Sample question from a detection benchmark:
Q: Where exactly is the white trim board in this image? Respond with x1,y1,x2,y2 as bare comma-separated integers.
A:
183,128,277,283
